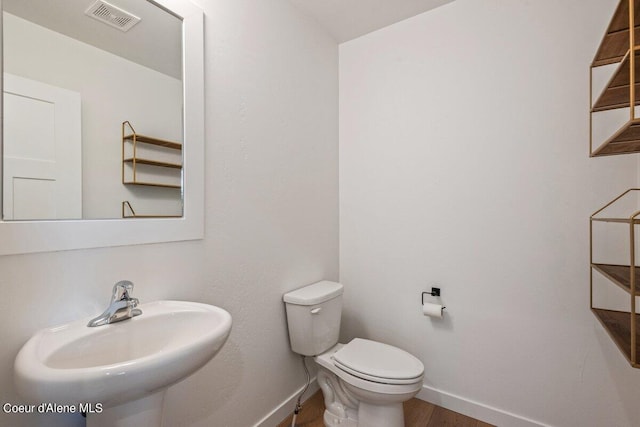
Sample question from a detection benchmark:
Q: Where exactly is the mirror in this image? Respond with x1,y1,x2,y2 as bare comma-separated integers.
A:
2,0,183,220
0,0,204,254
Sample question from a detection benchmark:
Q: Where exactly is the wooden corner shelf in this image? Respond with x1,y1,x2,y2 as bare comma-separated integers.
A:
590,0,640,156
121,120,182,189
123,158,182,169
592,0,640,67
123,181,181,189
121,201,181,219
121,121,182,217
590,189,640,368
592,118,640,156
592,263,640,294
591,308,640,368
122,134,182,151
592,49,640,112
592,308,640,368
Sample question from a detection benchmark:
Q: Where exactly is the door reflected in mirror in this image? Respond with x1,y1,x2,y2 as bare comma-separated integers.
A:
2,0,183,220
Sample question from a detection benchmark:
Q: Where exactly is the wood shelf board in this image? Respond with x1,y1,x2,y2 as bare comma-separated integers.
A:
123,134,182,150
123,181,181,189
592,263,640,294
123,158,182,169
591,118,640,156
592,308,640,367
592,50,640,112
593,0,640,67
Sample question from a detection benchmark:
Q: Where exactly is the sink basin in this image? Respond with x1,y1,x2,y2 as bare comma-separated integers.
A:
14,300,231,425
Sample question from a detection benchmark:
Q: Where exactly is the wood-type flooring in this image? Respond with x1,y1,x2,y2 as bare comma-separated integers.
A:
277,390,495,427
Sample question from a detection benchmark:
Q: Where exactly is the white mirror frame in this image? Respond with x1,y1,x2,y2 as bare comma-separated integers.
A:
0,0,204,255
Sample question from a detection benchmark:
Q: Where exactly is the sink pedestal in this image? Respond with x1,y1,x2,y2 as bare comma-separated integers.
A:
87,390,166,427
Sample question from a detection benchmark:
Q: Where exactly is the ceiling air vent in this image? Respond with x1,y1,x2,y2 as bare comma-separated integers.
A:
84,0,141,32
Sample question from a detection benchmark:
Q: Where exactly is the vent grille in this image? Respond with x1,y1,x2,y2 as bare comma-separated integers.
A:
84,0,141,32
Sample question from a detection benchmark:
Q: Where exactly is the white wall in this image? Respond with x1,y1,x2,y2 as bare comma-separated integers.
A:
339,1,640,426
3,12,183,219
0,0,338,425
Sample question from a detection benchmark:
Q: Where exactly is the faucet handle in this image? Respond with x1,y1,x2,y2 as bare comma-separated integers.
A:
111,280,135,302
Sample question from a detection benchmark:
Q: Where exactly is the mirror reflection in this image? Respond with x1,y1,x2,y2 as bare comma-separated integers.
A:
2,0,183,220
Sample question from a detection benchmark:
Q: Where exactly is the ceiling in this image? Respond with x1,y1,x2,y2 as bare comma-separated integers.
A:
287,0,455,43
3,0,182,79
3,0,456,79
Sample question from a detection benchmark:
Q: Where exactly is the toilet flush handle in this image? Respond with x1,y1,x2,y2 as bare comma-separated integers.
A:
310,307,322,314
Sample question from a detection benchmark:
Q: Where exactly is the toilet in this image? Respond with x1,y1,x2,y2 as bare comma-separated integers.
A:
283,281,424,427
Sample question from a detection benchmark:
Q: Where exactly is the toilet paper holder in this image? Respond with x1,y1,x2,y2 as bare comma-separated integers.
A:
422,288,445,306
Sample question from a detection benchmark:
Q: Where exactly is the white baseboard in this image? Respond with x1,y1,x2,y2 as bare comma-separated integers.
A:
254,377,319,427
417,385,553,427
255,380,550,427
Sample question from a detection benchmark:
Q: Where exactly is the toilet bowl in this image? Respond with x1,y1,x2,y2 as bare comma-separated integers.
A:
315,340,423,427
283,281,425,427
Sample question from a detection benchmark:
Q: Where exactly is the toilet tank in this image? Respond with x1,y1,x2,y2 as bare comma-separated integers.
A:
283,281,343,356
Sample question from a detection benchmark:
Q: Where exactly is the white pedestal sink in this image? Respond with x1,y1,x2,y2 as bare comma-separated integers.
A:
14,300,232,427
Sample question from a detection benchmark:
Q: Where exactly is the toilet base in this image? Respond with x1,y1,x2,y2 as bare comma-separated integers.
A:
316,363,410,427
321,400,405,427
323,409,358,427
357,402,404,427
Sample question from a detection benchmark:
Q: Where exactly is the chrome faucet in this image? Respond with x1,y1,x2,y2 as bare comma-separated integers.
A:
87,280,142,327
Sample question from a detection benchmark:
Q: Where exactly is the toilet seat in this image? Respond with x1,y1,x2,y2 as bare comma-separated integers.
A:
332,339,424,385
315,342,424,397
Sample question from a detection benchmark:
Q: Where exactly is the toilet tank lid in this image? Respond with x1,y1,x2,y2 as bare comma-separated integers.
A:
283,281,343,305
